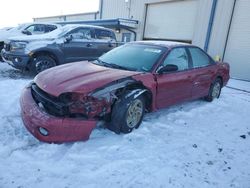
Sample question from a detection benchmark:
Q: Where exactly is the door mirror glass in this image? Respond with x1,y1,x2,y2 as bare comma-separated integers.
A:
158,64,178,74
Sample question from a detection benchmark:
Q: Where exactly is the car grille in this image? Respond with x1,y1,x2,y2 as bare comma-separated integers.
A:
31,84,68,116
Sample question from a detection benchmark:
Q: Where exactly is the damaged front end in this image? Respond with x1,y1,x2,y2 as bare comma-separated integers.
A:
31,84,112,120
31,77,140,120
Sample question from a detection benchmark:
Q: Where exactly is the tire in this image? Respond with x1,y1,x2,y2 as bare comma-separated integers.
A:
205,78,222,102
108,91,145,134
32,55,56,74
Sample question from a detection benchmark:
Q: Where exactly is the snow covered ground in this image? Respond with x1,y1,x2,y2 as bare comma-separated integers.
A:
0,62,249,188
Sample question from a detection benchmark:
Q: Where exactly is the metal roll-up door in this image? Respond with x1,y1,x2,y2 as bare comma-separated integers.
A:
224,0,250,81
144,0,198,42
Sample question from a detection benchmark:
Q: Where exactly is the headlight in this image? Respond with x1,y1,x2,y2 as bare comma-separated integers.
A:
59,92,110,118
11,41,27,51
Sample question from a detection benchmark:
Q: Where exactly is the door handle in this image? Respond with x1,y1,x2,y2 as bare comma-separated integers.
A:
87,43,93,47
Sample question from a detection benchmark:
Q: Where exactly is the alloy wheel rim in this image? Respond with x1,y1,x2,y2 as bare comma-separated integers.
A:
36,60,53,73
126,99,143,128
212,82,221,98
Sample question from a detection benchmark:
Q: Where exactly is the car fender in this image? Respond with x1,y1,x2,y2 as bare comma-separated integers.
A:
30,47,64,65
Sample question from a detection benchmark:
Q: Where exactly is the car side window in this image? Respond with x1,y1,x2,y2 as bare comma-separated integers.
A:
46,25,57,32
163,48,189,71
26,24,46,34
69,28,92,40
95,29,115,41
189,47,211,68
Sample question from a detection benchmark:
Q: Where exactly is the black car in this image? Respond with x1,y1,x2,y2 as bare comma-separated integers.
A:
1,25,117,73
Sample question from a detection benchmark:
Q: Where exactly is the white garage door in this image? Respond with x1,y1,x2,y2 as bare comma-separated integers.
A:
224,0,250,81
144,0,198,42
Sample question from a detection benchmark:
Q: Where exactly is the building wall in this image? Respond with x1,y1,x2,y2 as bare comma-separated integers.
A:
100,0,214,49
207,0,235,59
33,0,250,80
34,12,98,23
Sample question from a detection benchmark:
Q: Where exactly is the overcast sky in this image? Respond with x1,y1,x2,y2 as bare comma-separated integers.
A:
0,0,99,28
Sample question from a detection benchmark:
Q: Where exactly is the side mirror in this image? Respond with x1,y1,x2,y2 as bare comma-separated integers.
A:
22,30,32,35
64,35,73,43
158,64,178,74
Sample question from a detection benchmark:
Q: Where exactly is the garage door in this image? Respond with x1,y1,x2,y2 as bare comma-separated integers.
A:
144,0,198,42
224,0,250,81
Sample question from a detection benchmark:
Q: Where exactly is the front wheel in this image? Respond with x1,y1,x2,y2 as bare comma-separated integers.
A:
32,55,56,74
108,92,145,134
205,78,222,102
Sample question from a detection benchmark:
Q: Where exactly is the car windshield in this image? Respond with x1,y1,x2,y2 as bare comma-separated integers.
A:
97,44,166,72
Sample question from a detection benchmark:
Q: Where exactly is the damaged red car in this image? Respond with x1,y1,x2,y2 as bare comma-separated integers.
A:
20,41,230,142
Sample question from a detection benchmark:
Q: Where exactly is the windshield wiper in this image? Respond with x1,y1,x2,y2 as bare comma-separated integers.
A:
107,63,136,71
94,59,135,71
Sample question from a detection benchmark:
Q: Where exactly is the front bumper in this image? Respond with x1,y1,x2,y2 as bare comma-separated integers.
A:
1,49,30,70
20,87,97,143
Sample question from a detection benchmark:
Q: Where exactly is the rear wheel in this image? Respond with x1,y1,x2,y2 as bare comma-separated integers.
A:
32,55,56,74
108,92,145,134
205,78,222,102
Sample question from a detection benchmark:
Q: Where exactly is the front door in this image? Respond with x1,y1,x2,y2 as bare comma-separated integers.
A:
155,47,193,109
62,27,97,63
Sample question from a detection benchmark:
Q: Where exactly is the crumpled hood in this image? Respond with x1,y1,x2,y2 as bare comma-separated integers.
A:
35,61,141,97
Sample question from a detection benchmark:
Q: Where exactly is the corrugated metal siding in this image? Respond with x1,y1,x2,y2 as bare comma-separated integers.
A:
101,0,210,43
66,14,96,21
34,17,65,22
191,0,212,48
34,13,97,23
144,0,198,41
207,0,235,58
101,0,130,19
223,0,250,80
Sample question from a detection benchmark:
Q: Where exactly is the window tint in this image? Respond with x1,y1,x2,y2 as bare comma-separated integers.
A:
26,24,46,34
163,48,189,71
95,29,115,41
189,47,211,68
68,28,92,40
46,25,57,32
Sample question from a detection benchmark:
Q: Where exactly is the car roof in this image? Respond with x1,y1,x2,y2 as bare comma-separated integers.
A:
131,40,193,48
21,22,61,27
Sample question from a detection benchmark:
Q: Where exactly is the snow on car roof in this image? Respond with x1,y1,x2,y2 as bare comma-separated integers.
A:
8,24,113,41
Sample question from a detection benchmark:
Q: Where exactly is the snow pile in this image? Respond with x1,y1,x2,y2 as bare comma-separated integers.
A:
0,62,249,188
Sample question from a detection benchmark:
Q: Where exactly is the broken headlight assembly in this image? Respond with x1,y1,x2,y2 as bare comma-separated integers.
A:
59,92,111,118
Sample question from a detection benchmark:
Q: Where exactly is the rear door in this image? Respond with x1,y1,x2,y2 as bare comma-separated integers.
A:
155,47,193,108
61,27,97,63
187,47,217,99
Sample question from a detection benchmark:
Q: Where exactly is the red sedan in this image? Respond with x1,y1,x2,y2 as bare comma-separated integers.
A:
20,41,230,142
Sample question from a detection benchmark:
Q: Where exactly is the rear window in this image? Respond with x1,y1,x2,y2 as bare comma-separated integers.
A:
189,47,212,68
